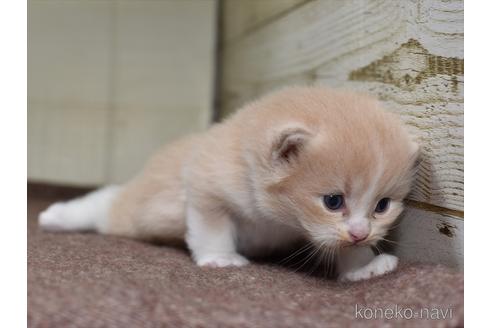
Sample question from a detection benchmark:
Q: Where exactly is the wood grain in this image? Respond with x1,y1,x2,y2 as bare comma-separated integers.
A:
391,206,463,270
222,0,310,42
220,0,463,211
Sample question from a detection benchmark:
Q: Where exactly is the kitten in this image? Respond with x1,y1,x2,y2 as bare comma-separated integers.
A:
39,86,419,282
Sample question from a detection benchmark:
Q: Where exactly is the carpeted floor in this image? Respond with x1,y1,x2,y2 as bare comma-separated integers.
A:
28,196,464,328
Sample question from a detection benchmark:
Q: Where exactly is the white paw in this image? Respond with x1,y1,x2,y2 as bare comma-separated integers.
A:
339,254,398,282
196,253,250,267
38,202,67,231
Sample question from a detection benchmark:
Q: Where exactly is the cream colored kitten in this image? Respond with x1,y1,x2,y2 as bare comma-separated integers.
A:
39,86,419,282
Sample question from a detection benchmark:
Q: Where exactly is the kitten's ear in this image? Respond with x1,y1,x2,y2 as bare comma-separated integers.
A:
271,126,312,165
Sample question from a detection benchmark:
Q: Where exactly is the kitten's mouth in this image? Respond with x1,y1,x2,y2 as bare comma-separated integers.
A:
339,238,374,248
338,239,358,248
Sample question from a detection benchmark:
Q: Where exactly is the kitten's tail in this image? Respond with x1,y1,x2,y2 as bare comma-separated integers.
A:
38,185,121,234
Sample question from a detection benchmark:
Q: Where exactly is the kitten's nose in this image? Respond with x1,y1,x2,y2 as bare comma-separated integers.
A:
349,230,369,243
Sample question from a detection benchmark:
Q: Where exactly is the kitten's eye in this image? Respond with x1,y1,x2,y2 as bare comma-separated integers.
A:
375,198,390,213
323,194,344,211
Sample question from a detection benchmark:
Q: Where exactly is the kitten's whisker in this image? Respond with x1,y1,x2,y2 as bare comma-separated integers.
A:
379,237,415,248
277,242,313,265
325,246,333,278
379,238,399,245
388,221,405,231
319,242,337,278
330,243,340,277
320,247,327,278
287,246,317,270
292,242,324,273
306,244,325,276
324,245,334,278
373,243,384,255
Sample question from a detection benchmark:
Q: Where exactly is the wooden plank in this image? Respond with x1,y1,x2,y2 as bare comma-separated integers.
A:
222,0,310,42
391,206,463,270
108,0,216,182
27,101,109,186
28,0,113,108
28,0,113,185
220,0,463,211
28,0,217,185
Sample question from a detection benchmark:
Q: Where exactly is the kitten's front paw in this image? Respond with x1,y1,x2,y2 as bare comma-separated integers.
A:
339,254,398,282
196,253,250,267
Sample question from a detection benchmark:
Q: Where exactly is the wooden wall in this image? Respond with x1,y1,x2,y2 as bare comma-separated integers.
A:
220,0,463,269
28,0,217,185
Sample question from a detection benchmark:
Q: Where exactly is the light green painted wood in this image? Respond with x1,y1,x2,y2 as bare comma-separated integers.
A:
393,207,463,270
28,0,217,185
28,0,113,186
220,0,464,212
222,0,309,42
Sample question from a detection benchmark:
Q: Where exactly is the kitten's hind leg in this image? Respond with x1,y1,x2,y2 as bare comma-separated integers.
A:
337,246,398,282
39,185,120,234
185,204,249,267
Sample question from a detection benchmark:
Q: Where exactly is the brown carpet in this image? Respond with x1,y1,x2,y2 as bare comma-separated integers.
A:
28,196,464,328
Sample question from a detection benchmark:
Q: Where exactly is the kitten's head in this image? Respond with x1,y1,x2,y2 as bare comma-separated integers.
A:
251,87,419,249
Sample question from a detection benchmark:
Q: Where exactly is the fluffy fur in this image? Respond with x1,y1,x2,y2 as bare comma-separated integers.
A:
39,86,419,281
